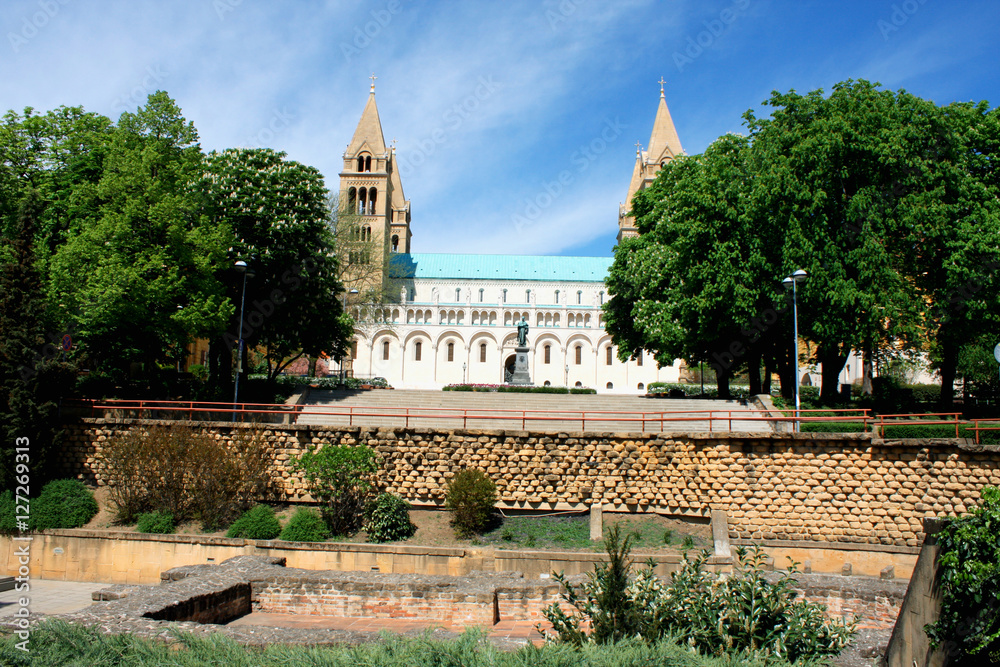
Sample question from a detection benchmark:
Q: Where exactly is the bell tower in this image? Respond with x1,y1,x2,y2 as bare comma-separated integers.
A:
338,76,412,293
618,79,684,243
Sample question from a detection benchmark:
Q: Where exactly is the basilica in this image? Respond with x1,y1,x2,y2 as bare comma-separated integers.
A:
339,82,685,392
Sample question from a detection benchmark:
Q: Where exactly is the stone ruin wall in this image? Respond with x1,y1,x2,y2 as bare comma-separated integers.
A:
61,420,1000,548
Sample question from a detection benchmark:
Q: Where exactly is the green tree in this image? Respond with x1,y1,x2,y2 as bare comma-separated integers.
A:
196,148,349,387
47,92,229,382
0,192,76,490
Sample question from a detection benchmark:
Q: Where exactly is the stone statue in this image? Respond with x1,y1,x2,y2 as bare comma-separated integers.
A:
516,316,529,347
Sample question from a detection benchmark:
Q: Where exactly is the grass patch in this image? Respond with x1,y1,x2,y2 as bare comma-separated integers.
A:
0,620,791,666
481,513,705,551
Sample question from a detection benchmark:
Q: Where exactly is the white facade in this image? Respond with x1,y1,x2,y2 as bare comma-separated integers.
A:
349,271,680,392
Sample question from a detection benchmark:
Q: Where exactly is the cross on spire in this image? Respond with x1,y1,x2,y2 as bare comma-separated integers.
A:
635,141,643,157
369,73,377,92
658,77,666,97
391,137,397,151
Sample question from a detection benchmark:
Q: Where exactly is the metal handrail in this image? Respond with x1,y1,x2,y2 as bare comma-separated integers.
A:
970,419,1000,445
873,412,963,438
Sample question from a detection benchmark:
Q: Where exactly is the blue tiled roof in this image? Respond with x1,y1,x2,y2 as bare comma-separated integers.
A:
390,253,612,282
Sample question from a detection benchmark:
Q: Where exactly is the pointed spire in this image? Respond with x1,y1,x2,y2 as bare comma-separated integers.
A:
647,80,683,163
347,80,387,156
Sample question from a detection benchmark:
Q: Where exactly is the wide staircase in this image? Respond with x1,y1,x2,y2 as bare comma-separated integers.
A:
297,389,772,433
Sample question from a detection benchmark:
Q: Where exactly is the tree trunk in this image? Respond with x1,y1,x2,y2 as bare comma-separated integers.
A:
938,337,959,407
818,343,849,403
307,355,318,377
747,348,762,396
716,365,731,400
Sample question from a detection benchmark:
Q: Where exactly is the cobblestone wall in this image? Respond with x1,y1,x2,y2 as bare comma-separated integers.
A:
61,420,1000,548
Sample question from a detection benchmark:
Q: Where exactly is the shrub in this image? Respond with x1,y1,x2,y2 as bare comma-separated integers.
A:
136,511,175,534
279,507,330,542
365,493,416,543
543,537,856,663
226,505,281,540
926,486,1000,664
292,444,380,535
100,425,273,527
445,469,497,537
30,479,98,531
0,491,16,535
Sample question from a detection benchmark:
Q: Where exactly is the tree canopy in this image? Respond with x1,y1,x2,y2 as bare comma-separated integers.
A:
606,80,1000,402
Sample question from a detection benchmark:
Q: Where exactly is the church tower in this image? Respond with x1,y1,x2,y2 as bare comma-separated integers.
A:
339,76,412,293
618,80,684,243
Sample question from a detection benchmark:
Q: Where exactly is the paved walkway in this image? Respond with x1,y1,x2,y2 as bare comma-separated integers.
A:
228,612,548,644
0,579,113,617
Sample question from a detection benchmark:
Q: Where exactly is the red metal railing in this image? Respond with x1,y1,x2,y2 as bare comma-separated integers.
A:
969,419,1000,444
872,413,963,438
63,399,879,433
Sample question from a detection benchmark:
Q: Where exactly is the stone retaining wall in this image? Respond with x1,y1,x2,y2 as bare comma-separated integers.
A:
60,420,1000,547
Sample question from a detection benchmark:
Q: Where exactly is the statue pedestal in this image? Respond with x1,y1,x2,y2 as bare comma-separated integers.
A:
509,346,532,386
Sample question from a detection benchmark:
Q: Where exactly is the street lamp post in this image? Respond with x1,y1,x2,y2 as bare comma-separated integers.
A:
462,362,467,384
782,269,808,432
232,261,255,421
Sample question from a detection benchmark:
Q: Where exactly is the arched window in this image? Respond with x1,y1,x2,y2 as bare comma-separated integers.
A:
480,343,486,363
447,342,454,362
575,381,583,388
502,289,507,303
544,345,551,364
577,290,583,305
365,155,371,172
363,226,371,242
368,188,377,215
414,341,422,361
391,235,399,252
637,383,644,390
478,288,484,303
348,187,357,212
455,288,461,302
544,380,551,387
525,289,531,303
357,156,364,172
554,290,560,304
575,345,582,365
606,346,613,365
606,382,613,389
358,187,367,215
636,350,643,366
599,290,605,305
382,340,389,360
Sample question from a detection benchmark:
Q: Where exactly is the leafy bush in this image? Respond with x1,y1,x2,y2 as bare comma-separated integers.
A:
225,504,281,540
279,507,330,542
569,387,597,394
30,479,98,531
800,422,869,433
543,532,856,663
292,444,380,535
445,469,497,537
926,486,1000,664
100,425,273,528
0,491,17,535
365,492,416,543
136,511,175,534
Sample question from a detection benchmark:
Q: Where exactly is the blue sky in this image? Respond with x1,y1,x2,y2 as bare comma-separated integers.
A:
2,0,998,258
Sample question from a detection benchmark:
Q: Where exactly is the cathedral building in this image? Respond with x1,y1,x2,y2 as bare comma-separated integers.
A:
341,82,684,392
